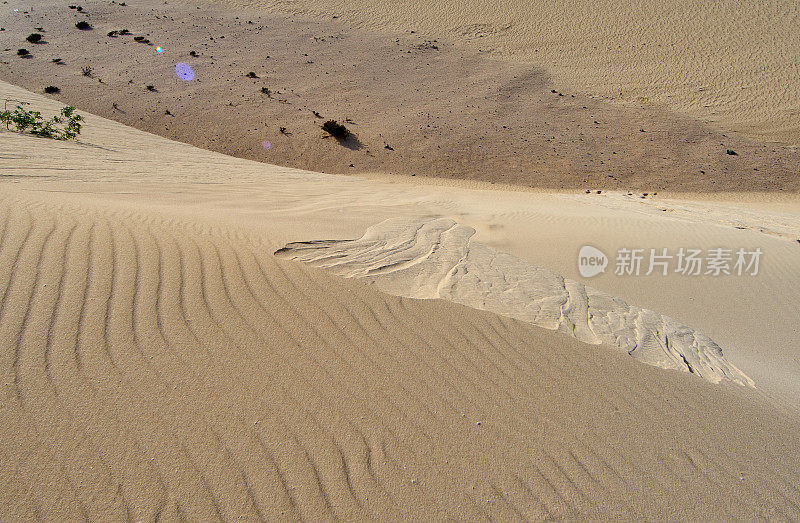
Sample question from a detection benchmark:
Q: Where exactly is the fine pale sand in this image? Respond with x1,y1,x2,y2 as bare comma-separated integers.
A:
2,80,800,519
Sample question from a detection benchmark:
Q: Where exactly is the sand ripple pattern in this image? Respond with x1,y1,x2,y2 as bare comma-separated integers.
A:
276,218,754,386
4,194,799,520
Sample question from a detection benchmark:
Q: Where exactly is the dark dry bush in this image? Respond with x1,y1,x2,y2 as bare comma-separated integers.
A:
26,33,43,43
726,149,738,156
261,87,271,95
44,86,60,93
189,50,197,56
146,85,156,91
81,65,92,76
118,29,130,35
107,30,117,37
17,48,30,56
51,58,63,63
133,35,144,41
321,120,349,140
246,71,258,78
75,21,91,30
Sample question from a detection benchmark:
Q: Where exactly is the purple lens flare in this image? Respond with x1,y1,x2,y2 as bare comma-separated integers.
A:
174,62,194,81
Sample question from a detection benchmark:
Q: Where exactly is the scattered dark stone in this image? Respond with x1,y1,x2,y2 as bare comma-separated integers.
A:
43,85,60,93
596,190,601,194
551,89,557,93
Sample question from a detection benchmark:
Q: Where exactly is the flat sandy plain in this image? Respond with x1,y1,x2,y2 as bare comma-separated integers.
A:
1,0,800,519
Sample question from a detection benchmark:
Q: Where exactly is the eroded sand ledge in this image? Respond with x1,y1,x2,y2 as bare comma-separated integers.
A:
276,217,754,386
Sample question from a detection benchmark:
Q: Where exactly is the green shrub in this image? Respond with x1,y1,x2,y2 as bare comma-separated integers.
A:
321,119,349,139
0,104,83,140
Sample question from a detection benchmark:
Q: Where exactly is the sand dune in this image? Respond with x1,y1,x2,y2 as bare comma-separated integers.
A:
2,82,800,519
3,185,800,520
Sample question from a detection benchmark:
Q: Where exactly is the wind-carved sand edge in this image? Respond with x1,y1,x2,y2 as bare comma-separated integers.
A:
275,217,755,387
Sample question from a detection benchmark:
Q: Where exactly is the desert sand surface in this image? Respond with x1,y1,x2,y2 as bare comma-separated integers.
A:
2,0,800,191
219,0,800,147
2,81,800,519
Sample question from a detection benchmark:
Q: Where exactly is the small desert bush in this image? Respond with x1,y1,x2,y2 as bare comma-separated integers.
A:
1,105,83,140
146,85,156,91
107,30,118,37
44,86,60,94
81,66,92,76
26,33,43,43
261,87,271,95
322,119,349,139
75,21,91,30
17,48,30,56
52,57,63,63
246,71,258,78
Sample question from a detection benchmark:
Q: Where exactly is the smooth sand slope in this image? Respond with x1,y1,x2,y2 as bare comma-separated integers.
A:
220,0,800,146
2,0,800,191
2,82,800,519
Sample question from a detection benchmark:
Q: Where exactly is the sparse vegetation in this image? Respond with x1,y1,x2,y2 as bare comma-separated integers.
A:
146,85,156,91
118,29,130,35
279,126,287,134
52,57,63,63
726,149,738,156
322,119,349,140
133,35,144,41
246,71,258,78
312,110,322,118
261,87,271,95
189,50,197,56
17,48,30,56
44,86,60,94
75,20,91,30
26,33,43,43
107,30,118,37
81,65,92,76
1,104,83,140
